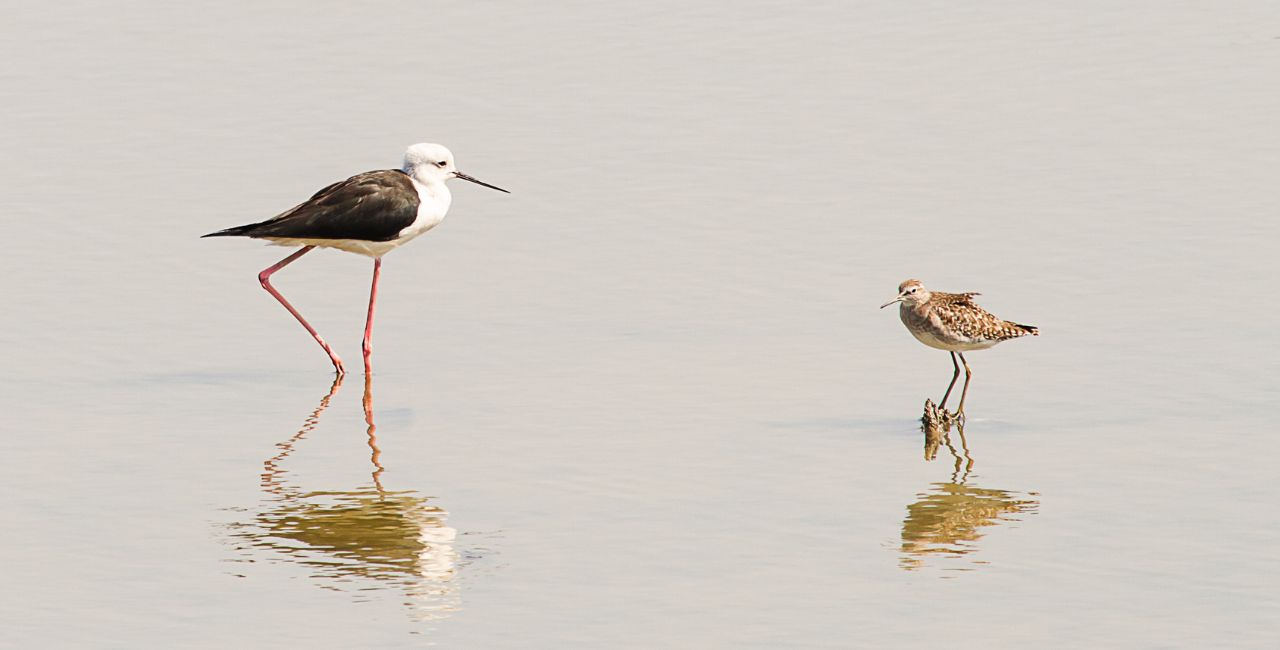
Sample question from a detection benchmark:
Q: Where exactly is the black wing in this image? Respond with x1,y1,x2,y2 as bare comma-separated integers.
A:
202,170,420,242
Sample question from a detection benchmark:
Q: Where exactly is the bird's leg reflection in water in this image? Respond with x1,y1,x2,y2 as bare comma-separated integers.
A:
921,398,954,462
921,399,974,478
903,401,1038,572
261,375,345,496
363,373,385,494
229,375,461,621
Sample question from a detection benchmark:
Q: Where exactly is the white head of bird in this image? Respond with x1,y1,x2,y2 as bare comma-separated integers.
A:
401,143,510,193
880,279,931,309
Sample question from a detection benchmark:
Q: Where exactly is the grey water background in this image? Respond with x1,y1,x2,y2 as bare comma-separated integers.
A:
2,1,1278,647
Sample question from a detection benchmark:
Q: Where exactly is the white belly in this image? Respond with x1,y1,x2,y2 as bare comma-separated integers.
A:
264,178,450,258
263,237,406,257
908,327,999,352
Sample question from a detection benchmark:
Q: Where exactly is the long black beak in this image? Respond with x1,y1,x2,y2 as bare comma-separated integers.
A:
453,171,510,193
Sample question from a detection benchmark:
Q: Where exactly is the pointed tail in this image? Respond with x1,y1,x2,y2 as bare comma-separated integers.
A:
200,224,257,238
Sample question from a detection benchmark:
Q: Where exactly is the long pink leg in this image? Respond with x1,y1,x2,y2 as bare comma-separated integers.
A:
257,246,346,375
362,257,382,375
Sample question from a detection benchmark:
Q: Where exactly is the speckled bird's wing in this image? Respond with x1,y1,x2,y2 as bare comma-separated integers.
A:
931,292,1037,342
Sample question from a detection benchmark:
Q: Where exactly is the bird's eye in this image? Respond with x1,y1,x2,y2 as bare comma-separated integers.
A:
907,288,916,293
435,161,448,167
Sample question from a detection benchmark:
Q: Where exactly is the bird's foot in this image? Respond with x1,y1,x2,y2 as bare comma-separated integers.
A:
928,401,965,427
921,399,949,460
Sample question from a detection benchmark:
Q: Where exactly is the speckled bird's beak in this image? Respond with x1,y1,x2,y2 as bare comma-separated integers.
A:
880,294,905,309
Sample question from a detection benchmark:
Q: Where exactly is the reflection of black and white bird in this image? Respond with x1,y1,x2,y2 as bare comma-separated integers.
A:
204,143,509,376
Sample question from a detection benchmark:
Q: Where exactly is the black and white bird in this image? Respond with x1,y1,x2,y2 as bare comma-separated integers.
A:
203,143,508,376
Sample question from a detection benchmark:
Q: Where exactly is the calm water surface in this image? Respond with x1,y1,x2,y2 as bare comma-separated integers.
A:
1,2,1278,647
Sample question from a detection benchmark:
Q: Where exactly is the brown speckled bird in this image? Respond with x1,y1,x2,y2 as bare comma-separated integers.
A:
881,279,1038,414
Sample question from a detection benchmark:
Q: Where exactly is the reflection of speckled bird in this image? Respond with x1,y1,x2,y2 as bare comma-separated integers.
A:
902,416,1038,571
882,279,1038,414
899,481,1039,571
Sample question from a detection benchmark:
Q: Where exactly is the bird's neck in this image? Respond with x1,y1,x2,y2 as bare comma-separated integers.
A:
404,167,451,198
410,176,452,209
902,301,931,319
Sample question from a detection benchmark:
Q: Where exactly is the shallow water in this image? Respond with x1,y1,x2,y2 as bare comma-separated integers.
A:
2,1,1278,647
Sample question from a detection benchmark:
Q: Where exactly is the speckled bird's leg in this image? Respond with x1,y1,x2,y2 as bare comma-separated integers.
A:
954,352,973,417
939,351,962,410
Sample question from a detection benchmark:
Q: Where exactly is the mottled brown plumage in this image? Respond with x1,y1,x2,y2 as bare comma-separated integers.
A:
904,287,1037,350
881,279,1038,414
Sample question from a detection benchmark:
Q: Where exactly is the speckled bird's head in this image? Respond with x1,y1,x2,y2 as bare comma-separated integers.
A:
881,279,930,309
